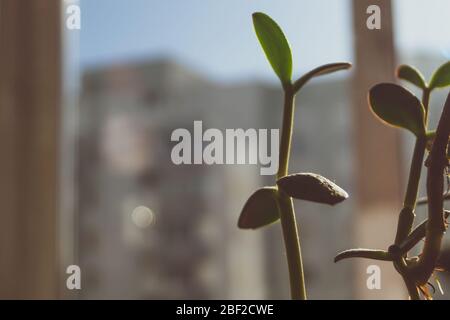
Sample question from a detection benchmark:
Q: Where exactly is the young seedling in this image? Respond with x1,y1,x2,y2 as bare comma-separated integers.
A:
238,12,351,300
335,61,450,300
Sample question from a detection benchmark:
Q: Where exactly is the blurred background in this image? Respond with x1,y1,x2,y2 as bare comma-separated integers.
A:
0,0,449,299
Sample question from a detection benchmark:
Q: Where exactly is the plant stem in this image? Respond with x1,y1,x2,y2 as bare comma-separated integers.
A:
278,88,295,178
393,257,420,299
409,91,450,285
423,88,431,125
393,89,430,299
403,137,427,211
394,137,426,245
394,89,430,246
278,191,306,299
403,275,420,300
277,87,307,300
398,211,450,254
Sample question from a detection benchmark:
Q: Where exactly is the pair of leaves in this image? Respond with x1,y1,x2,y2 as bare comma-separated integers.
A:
373,62,450,135
369,83,426,137
252,12,351,89
238,173,348,229
397,62,450,90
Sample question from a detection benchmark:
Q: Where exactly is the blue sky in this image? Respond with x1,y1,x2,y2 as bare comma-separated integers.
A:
78,0,450,83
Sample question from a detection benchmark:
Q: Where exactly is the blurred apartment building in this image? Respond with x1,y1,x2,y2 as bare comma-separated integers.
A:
78,55,449,299
79,60,271,299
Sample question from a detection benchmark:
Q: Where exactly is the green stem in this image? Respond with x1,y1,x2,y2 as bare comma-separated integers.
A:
423,88,431,126
394,89,430,245
394,137,426,245
393,89,430,298
276,87,306,300
278,191,306,300
278,88,295,178
403,138,426,210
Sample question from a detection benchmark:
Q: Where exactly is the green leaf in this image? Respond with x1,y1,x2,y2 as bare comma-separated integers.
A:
369,83,426,137
252,12,292,86
396,64,427,89
277,173,348,205
293,62,352,92
429,61,450,89
238,187,280,229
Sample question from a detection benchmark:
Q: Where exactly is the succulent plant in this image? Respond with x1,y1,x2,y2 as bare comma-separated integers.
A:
238,12,351,300
335,61,450,300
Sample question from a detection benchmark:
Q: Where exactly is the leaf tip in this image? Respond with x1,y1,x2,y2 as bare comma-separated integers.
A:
252,11,292,85
430,60,450,90
395,64,427,89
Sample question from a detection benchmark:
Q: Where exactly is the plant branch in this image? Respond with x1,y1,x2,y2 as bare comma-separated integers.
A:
394,136,427,246
404,279,421,300
391,257,420,300
397,211,450,255
409,91,450,285
394,89,430,246
388,88,431,299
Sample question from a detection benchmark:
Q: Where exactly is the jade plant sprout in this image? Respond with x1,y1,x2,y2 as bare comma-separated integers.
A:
335,61,450,300
237,12,351,300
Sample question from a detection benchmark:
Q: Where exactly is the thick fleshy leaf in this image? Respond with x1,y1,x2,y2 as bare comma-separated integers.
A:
277,173,348,205
429,61,450,89
252,12,292,86
238,187,280,229
369,83,426,137
396,64,427,89
293,62,352,92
